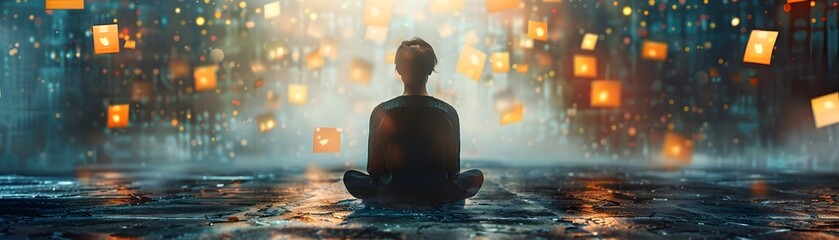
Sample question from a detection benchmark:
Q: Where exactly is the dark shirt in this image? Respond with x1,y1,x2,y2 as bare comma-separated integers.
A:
367,95,460,188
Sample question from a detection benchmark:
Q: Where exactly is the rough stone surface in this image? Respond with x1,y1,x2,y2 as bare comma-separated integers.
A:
1,164,838,239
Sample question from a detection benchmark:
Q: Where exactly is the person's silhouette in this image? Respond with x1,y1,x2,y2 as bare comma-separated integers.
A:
343,37,483,205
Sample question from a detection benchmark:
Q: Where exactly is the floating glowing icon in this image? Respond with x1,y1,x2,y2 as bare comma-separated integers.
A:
490,52,510,73
430,0,465,13
641,40,668,61
46,0,84,10
662,132,692,164
349,58,373,85
363,0,393,27
92,24,119,55
486,0,518,13
500,104,524,125
264,1,281,19
288,84,307,105
456,45,487,82
743,30,778,65
515,64,529,73
811,92,839,128
313,127,342,153
590,80,621,108
305,51,325,70
193,65,218,92
257,114,277,133
581,33,598,50
131,81,152,102
124,40,136,49
527,20,548,41
573,55,597,78
170,59,190,79
107,104,129,129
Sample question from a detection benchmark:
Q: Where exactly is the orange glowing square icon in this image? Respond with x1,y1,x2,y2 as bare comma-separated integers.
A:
581,33,598,50
662,132,693,164
107,104,130,129
124,40,136,49
350,58,373,85
490,52,510,73
641,40,668,61
363,0,393,27
92,24,119,55
590,80,621,108
264,1,281,19
811,92,839,128
288,84,307,105
486,0,518,12
305,51,325,70
257,114,277,133
170,59,190,79
527,20,548,41
573,55,597,79
456,45,487,82
46,0,84,10
430,0,465,13
743,30,779,65
313,127,342,153
193,65,218,92
500,104,524,125
131,81,152,102
515,64,529,73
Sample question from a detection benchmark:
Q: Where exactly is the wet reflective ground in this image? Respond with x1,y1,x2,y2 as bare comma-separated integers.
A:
1,163,838,239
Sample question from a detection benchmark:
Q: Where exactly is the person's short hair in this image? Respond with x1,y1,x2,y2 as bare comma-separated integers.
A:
395,37,438,77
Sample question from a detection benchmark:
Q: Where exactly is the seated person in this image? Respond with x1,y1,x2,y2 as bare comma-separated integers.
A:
343,38,483,205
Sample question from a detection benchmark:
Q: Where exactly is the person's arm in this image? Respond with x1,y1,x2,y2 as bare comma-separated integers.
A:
367,105,386,180
445,107,461,177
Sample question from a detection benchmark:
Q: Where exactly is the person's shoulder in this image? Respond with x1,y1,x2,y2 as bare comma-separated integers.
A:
430,97,456,111
427,97,458,118
372,96,402,114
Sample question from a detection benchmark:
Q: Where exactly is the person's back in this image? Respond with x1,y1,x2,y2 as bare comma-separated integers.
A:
343,38,483,205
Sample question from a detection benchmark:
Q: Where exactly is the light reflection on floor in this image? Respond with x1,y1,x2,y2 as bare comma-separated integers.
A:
0,164,838,239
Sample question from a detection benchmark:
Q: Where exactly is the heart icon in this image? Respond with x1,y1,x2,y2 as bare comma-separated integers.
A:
754,43,763,55
99,37,110,47
319,139,329,146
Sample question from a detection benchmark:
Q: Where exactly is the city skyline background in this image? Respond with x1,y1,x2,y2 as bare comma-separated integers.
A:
1,0,838,171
